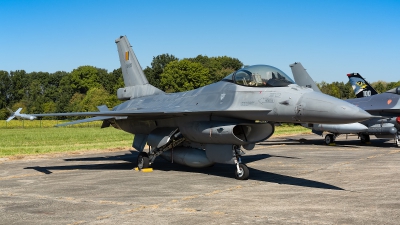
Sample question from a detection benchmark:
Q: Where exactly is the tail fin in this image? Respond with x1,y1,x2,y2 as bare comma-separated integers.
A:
347,73,378,98
290,62,321,92
115,36,164,100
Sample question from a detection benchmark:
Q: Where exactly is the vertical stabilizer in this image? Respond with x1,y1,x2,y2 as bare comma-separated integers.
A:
347,73,378,98
115,36,164,100
290,62,321,92
115,36,148,87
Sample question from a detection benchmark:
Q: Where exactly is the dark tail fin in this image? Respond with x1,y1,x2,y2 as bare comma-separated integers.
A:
347,73,378,98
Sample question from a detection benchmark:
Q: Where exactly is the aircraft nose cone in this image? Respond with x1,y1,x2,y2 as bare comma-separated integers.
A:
332,104,371,122
297,91,371,124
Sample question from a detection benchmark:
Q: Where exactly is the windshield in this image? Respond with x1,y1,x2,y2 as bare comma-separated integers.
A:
223,65,294,87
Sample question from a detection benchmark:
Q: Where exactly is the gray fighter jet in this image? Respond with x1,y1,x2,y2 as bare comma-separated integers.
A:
22,36,371,179
292,62,400,147
347,73,400,146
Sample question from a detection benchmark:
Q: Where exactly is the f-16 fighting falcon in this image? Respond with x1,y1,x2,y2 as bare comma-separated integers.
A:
292,62,400,147
347,73,400,146
9,36,371,179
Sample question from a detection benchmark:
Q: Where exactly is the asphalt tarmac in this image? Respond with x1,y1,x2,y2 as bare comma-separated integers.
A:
1,134,400,225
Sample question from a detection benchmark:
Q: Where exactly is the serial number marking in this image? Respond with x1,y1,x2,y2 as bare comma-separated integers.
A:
259,98,274,104
241,101,255,106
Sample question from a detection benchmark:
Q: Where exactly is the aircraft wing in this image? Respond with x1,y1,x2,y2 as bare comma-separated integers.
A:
55,116,114,127
31,108,273,121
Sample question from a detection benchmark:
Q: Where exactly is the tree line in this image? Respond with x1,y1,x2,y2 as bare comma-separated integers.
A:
1,53,399,120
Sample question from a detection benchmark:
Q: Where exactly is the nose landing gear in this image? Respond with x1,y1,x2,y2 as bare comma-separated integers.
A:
233,145,249,180
235,161,249,180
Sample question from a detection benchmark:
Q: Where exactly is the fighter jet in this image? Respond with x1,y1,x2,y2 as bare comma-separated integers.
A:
6,108,37,122
292,62,400,147
291,62,369,145
347,73,400,146
25,36,371,179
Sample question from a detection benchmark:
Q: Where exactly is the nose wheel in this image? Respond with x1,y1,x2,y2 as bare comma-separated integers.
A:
233,145,249,180
235,163,249,180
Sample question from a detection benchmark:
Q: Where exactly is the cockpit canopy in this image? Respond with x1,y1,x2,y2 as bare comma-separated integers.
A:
223,65,294,87
386,86,400,95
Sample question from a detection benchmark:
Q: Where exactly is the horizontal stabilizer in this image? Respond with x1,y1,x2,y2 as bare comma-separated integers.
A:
97,105,110,112
117,84,164,100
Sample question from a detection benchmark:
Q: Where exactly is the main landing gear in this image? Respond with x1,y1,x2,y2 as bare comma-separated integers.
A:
136,142,251,180
324,134,336,145
137,152,150,170
360,133,370,144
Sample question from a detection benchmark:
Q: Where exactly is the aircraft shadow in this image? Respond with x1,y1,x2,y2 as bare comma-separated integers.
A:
259,137,395,148
24,151,342,190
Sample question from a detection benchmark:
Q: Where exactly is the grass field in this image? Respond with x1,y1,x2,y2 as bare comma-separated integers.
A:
0,127,133,157
0,121,311,158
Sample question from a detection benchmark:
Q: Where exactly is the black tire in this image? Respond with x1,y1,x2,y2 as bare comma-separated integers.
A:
137,152,150,169
235,163,249,180
360,134,370,144
324,134,335,145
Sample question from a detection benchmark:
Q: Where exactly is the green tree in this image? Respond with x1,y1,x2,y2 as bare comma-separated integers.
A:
110,68,125,94
70,66,101,94
26,79,45,113
144,54,179,89
160,60,210,93
371,81,386,93
0,71,11,109
9,70,29,106
77,87,117,112
55,71,74,115
188,55,243,83
0,108,9,120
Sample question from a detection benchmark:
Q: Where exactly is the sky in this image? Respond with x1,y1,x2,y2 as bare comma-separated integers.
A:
1,0,399,83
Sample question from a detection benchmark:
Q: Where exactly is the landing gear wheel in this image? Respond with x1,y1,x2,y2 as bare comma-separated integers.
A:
235,163,249,180
360,134,370,144
324,134,335,145
396,138,400,148
137,152,150,170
